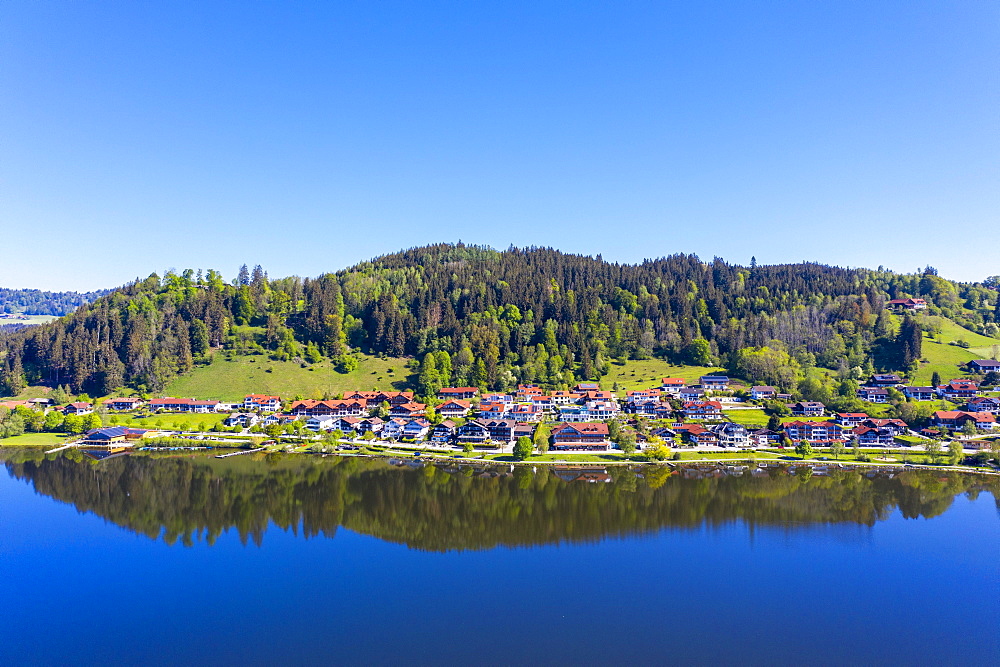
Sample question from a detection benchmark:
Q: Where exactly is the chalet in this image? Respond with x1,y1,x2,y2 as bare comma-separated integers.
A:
887,298,927,311
512,422,536,441
650,426,677,440
789,401,825,417
573,383,601,392
782,421,845,444
679,387,707,402
867,374,904,388
967,396,1000,415
530,395,555,412
682,401,723,420
903,386,936,401
356,417,384,434
147,397,220,413
62,402,93,416
429,420,457,443
967,359,1000,374
27,397,53,407
456,419,490,444
401,418,431,441
481,418,517,442
260,413,294,427
243,394,281,412
225,412,260,428
436,399,471,418
287,399,366,417
509,403,542,422
858,418,907,435
660,378,687,392
584,399,619,420
648,404,674,420
388,401,427,418
105,397,144,411
854,426,895,447
937,381,979,401
343,391,415,407
683,425,719,447
626,390,661,408
481,392,514,405
330,417,363,433
551,422,609,450
478,402,510,418
856,387,889,403
380,418,409,440
80,426,148,447
932,411,996,430
581,390,615,402
549,391,582,405
437,387,479,400
712,421,749,447
515,384,545,400
835,413,869,428
750,386,777,401
700,375,730,390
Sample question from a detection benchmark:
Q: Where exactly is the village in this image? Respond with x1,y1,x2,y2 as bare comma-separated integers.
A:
8,357,998,461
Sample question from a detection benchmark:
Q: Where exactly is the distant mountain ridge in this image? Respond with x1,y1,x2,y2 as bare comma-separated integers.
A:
0,287,110,316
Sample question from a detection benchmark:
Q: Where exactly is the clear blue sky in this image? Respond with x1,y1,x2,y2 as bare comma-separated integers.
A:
3,1,997,290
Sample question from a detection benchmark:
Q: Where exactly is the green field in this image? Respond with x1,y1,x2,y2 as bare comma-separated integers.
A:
0,432,70,447
724,409,770,427
605,359,729,391
162,353,414,401
913,317,1000,384
110,412,230,431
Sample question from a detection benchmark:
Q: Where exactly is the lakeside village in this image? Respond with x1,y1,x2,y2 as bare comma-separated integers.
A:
5,359,1000,466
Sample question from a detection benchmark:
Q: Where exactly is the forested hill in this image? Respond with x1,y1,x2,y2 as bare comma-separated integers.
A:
1,243,997,397
0,287,110,316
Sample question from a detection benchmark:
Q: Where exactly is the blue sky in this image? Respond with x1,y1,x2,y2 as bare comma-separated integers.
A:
2,1,997,290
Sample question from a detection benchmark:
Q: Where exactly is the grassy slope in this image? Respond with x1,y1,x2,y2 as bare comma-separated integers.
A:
604,360,729,392
162,353,414,401
913,317,1000,384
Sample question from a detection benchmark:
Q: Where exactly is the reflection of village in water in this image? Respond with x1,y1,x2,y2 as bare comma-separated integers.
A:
3,448,996,551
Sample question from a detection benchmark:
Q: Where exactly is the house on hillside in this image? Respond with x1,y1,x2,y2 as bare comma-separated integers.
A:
903,386,936,401
866,374,904,388
62,402,93,416
887,298,927,311
388,401,427,418
437,387,479,400
682,401,723,420
437,399,471,418
789,401,825,417
937,381,979,401
834,413,869,428
105,397,144,411
856,387,889,403
967,359,1000,374
750,386,777,401
967,396,1000,415
700,375,730,390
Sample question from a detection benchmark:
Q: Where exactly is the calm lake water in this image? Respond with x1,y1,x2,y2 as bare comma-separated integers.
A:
1,449,998,666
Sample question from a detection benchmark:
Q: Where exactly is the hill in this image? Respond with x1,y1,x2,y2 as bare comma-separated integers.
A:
0,244,997,401
0,287,109,316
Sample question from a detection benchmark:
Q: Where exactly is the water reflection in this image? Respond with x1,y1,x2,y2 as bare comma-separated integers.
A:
3,449,997,551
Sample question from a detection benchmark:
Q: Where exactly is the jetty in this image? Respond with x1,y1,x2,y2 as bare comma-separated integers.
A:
215,447,266,459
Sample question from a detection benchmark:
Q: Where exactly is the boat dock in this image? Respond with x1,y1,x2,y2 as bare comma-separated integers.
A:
215,447,266,459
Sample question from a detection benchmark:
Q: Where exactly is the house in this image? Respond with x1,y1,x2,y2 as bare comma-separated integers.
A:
626,390,661,408
679,387,707,402
937,381,979,401
556,405,591,422
932,411,996,430
682,401,723,420
856,387,889,403
456,419,490,444
478,401,510,418
481,418,517,442
330,417,363,433
967,359,1000,374
380,418,410,440
749,428,782,446
305,415,336,431
750,386,777,401
437,399,471,418
225,412,260,428
835,413,869,428
509,403,542,422
660,378,687,394
401,418,431,441
481,392,514,405
549,391,583,405
260,413,294,427
356,417,384,434
530,395,555,412
105,397,144,411
189,400,221,413
782,421,845,444
62,402,93,415
243,394,281,412
967,396,1000,415
512,422,536,441
789,401,825,417
858,418,908,436
683,425,719,446
437,387,479,400
854,426,895,447
583,399,619,420
867,374,904,387
903,386,936,401
712,421,750,447
429,420,457,443
700,375,730,390
388,401,427,418
515,384,545,400
551,422,609,450
573,382,601,392
887,298,927,311
147,397,220,413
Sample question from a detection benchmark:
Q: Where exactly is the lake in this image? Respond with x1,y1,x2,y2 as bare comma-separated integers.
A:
1,449,998,665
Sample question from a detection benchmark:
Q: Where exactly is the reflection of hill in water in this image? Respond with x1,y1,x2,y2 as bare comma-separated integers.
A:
3,450,997,551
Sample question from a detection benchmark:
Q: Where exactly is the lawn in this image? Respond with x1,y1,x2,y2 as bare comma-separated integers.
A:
110,412,230,431
913,317,1000,384
605,359,729,392
162,353,414,401
0,432,71,447
723,409,770,427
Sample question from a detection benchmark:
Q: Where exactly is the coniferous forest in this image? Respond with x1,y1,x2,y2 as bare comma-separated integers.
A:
0,243,998,398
